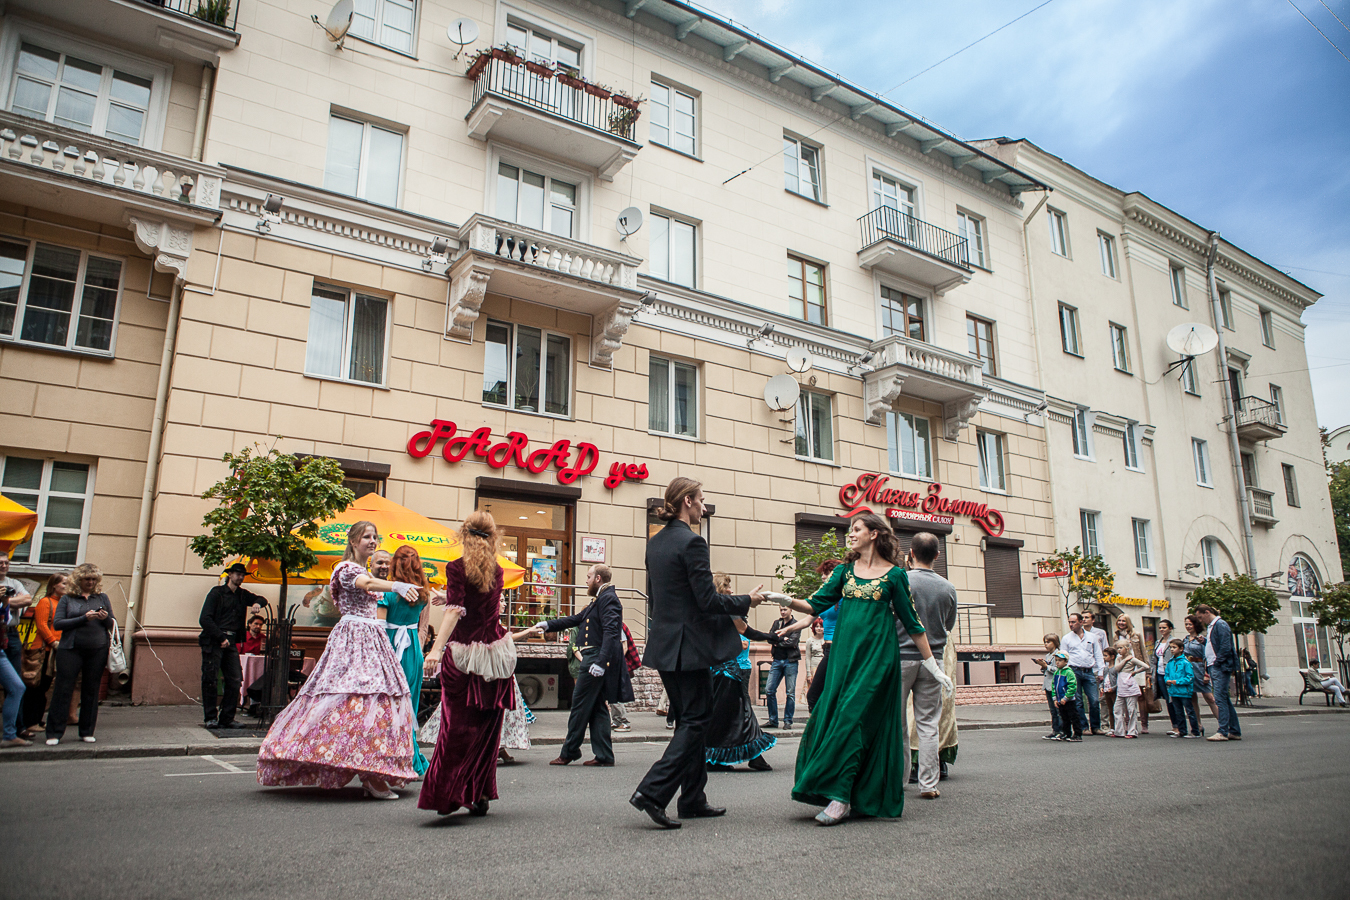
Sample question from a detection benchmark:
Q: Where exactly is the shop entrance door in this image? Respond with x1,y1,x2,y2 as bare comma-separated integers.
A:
475,496,573,629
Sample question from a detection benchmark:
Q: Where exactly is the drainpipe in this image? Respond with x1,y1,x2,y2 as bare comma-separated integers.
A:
1206,232,1265,674
123,279,185,672
191,64,215,162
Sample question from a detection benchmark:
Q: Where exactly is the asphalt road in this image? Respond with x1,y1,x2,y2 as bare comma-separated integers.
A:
4,715,1348,900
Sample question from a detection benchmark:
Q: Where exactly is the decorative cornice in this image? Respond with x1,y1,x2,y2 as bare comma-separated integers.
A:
224,194,440,257
591,297,643,368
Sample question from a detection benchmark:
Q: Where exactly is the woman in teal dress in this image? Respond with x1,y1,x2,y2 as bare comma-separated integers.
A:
378,545,432,776
774,513,952,825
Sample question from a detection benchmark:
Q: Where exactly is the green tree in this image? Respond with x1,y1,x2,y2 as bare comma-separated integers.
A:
189,446,354,616
1310,582,1350,666
1185,574,1281,637
1329,461,1350,578
1044,546,1115,617
775,529,847,600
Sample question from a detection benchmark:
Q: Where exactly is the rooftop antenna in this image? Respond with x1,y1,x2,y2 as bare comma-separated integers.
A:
446,18,479,60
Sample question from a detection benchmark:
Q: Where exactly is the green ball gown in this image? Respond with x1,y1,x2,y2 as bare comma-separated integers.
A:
380,591,430,776
791,561,925,818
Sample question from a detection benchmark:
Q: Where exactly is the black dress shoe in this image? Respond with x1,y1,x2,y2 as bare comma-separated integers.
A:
630,791,681,829
747,755,772,772
203,719,219,729
469,799,489,817
939,761,949,781
677,803,726,818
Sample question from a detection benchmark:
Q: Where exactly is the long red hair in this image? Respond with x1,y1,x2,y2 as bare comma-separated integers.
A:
390,545,428,600
459,511,501,592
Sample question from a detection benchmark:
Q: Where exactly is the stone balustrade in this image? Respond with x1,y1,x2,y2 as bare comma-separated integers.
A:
460,214,639,290
872,333,985,386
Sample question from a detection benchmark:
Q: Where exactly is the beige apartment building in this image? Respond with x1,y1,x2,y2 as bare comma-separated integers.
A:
0,0,1336,706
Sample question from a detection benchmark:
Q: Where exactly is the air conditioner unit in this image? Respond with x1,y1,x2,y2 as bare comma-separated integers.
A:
517,673,560,709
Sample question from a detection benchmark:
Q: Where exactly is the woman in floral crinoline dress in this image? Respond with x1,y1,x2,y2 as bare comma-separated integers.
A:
256,521,422,799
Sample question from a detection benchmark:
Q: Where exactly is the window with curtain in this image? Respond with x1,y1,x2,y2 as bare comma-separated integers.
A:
10,42,154,145
0,238,122,354
304,284,388,385
324,115,404,207
0,456,94,566
649,356,698,437
482,319,571,417
885,411,931,479
795,391,833,461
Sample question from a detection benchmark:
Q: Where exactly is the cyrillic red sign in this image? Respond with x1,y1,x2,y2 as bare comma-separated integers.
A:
839,473,1005,537
408,419,599,485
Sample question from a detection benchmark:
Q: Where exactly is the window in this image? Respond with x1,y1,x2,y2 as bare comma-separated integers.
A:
0,238,122,354
1219,289,1234,330
1193,438,1211,487
1283,463,1300,507
1181,358,1200,395
1241,451,1257,490
886,411,932,479
495,163,576,238
957,211,986,268
324,115,403,207
1123,423,1142,471
650,212,697,287
9,42,154,145
1132,519,1152,573
1080,510,1100,558
650,81,696,155
506,20,582,72
1201,537,1220,578
1269,385,1284,424
305,285,389,385
1047,208,1069,257
977,430,1006,492
788,256,826,325
1260,309,1276,348
1058,303,1081,356
1227,366,1244,404
482,319,571,416
1109,323,1131,373
795,390,833,462
966,315,996,376
349,0,415,54
1072,407,1093,459
1170,265,1187,309
649,356,697,437
1098,232,1117,278
1290,556,1330,669
881,286,925,342
0,456,94,567
784,136,822,201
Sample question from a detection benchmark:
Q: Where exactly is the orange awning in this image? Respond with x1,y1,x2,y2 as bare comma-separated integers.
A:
0,495,38,556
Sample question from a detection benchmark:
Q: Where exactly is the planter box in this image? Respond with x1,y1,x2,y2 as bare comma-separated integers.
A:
583,83,612,99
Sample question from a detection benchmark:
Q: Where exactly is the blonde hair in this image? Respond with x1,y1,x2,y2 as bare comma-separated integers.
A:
1115,614,1135,635
713,571,731,595
459,511,501,592
1114,640,1135,659
70,562,103,595
341,520,379,563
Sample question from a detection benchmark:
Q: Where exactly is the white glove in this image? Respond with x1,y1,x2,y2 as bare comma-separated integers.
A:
922,655,954,698
391,581,419,602
588,663,604,678
535,620,550,634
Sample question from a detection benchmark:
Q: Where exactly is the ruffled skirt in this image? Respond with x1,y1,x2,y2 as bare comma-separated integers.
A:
706,662,776,765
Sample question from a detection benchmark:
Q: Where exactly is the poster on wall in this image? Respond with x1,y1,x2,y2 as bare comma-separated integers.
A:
531,557,558,604
581,536,607,563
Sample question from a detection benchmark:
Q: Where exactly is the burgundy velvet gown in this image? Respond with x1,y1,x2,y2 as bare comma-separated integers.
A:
418,560,516,814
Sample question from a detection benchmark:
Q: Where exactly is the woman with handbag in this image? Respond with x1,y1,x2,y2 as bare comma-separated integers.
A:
20,573,68,738
44,563,114,745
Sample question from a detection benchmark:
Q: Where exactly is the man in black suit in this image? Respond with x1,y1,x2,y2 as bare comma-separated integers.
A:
631,477,764,829
535,564,632,766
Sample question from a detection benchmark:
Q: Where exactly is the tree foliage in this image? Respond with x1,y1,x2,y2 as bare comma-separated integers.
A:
1328,462,1350,579
1310,582,1350,664
188,446,354,615
1045,546,1115,615
775,529,847,600
1186,574,1281,636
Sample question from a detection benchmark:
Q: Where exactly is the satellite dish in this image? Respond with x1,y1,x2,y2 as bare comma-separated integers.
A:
785,346,814,374
320,0,354,43
763,374,800,412
616,207,643,237
1165,323,1218,357
447,18,479,57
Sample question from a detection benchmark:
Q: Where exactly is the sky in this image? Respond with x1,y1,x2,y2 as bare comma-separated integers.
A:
691,0,1350,429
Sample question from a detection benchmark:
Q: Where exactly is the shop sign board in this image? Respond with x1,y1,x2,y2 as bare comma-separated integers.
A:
1036,558,1071,578
839,472,1005,536
1111,596,1169,611
957,651,1006,662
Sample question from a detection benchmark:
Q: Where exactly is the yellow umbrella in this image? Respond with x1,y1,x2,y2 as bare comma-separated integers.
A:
234,493,525,589
0,495,38,555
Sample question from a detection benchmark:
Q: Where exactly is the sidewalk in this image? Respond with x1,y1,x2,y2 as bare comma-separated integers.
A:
1,696,1342,763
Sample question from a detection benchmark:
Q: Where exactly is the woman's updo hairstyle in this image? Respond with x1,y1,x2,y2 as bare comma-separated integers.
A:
657,476,702,521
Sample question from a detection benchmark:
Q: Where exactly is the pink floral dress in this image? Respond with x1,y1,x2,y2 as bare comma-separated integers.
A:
257,561,417,789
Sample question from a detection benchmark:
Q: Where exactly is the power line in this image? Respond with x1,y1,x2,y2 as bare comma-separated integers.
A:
1286,0,1350,61
1318,0,1350,34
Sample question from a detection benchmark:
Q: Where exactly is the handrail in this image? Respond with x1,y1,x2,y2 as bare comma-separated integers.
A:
858,206,970,270
1234,395,1284,430
468,55,640,141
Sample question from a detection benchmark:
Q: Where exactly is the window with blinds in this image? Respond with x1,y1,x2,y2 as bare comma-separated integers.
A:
983,541,1023,618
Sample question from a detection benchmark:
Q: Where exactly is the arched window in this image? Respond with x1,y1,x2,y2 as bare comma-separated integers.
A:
1288,555,1330,669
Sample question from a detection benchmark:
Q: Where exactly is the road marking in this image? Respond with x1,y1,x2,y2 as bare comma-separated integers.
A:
164,754,254,776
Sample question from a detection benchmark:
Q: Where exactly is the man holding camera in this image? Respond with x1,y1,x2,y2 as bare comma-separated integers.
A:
198,563,268,729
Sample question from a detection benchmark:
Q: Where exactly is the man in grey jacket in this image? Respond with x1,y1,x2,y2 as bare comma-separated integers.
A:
897,532,957,799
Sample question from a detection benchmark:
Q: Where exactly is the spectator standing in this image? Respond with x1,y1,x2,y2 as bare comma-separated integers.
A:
20,573,67,737
1051,651,1082,742
800,619,824,705
1183,616,1219,732
1100,646,1118,733
1111,642,1150,737
898,533,957,799
762,604,802,729
1194,604,1241,741
1061,613,1104,735
198,562,269,730
1164,640,1201,736
0,552,34,747
1153,619,1179,734
1038,634,1063,740
43,563,112,745
1115,615,1153,733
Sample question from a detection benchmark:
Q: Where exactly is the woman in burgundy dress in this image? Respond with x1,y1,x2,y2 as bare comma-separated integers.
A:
419,511,516,817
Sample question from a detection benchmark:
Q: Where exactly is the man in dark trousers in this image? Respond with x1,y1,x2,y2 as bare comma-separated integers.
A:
199,563,268,729
631,477,765,829
536,564,632,766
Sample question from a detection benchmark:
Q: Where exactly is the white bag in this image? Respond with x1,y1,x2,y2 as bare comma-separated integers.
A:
107,620,128,675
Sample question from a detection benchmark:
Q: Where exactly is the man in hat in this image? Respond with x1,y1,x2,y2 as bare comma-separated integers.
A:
199,563,268,729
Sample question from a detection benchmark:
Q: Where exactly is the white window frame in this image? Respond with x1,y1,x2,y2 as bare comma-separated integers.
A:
1193,438,1212,487
957,210,986,268
481,318,572,418
886,411,932,480
1132,518,1153,574
1219,289,1234,330
1201,536,1220,578
1059,303,1081,356
1283,463,1300,508
324,112,405,207
1170,264,1188,309
1109,322,1131,373
795,390,834,463
1072,407,1094,460
303,283,391,387
348,0,418,56
1047,208,1070,257
1098,232,1117,278
649,79,697,156
1123,423,1143,472
1181,358,1200,396
0,454,96,570
1269,384,1284,425
487,146,592,238
784,134,823,202
1260,309,1276,348
1080,510,1100,558
977,429,1006,493
494,160,578,239
0,22,172,149
649,209,698,287
0,236,124,357
648,355,698,438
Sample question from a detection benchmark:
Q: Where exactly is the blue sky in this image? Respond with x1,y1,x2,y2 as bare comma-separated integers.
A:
698,0,1350,429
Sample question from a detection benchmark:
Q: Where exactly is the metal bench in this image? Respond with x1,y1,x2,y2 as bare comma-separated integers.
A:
1299,670,1335,706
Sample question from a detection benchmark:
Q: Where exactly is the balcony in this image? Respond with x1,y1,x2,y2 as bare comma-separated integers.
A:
1249,487,1278,527
445,214,645,369
862,333,990,439
465,55,641,181
1234,396,1287,442
858,207,972,294
4,0,240,60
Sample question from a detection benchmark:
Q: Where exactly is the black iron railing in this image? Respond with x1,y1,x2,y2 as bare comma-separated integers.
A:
1234,395,1284,431
142,0,240,31
468,56,640,141
858,206,970,270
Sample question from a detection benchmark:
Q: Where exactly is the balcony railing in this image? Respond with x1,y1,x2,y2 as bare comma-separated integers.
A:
468,55,639,141
1248,487,1278,525
859,206,970,271
460,214,639,290
870,332,985,387
141,0,240,32
1234,395,1286,441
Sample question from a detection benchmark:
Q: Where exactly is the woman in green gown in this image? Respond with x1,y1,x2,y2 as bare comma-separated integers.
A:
775,514,953,825
378,545,433,777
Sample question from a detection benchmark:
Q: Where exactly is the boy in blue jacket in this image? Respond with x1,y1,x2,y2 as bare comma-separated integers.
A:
1164,639,1201,737
1051,651,1083,742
